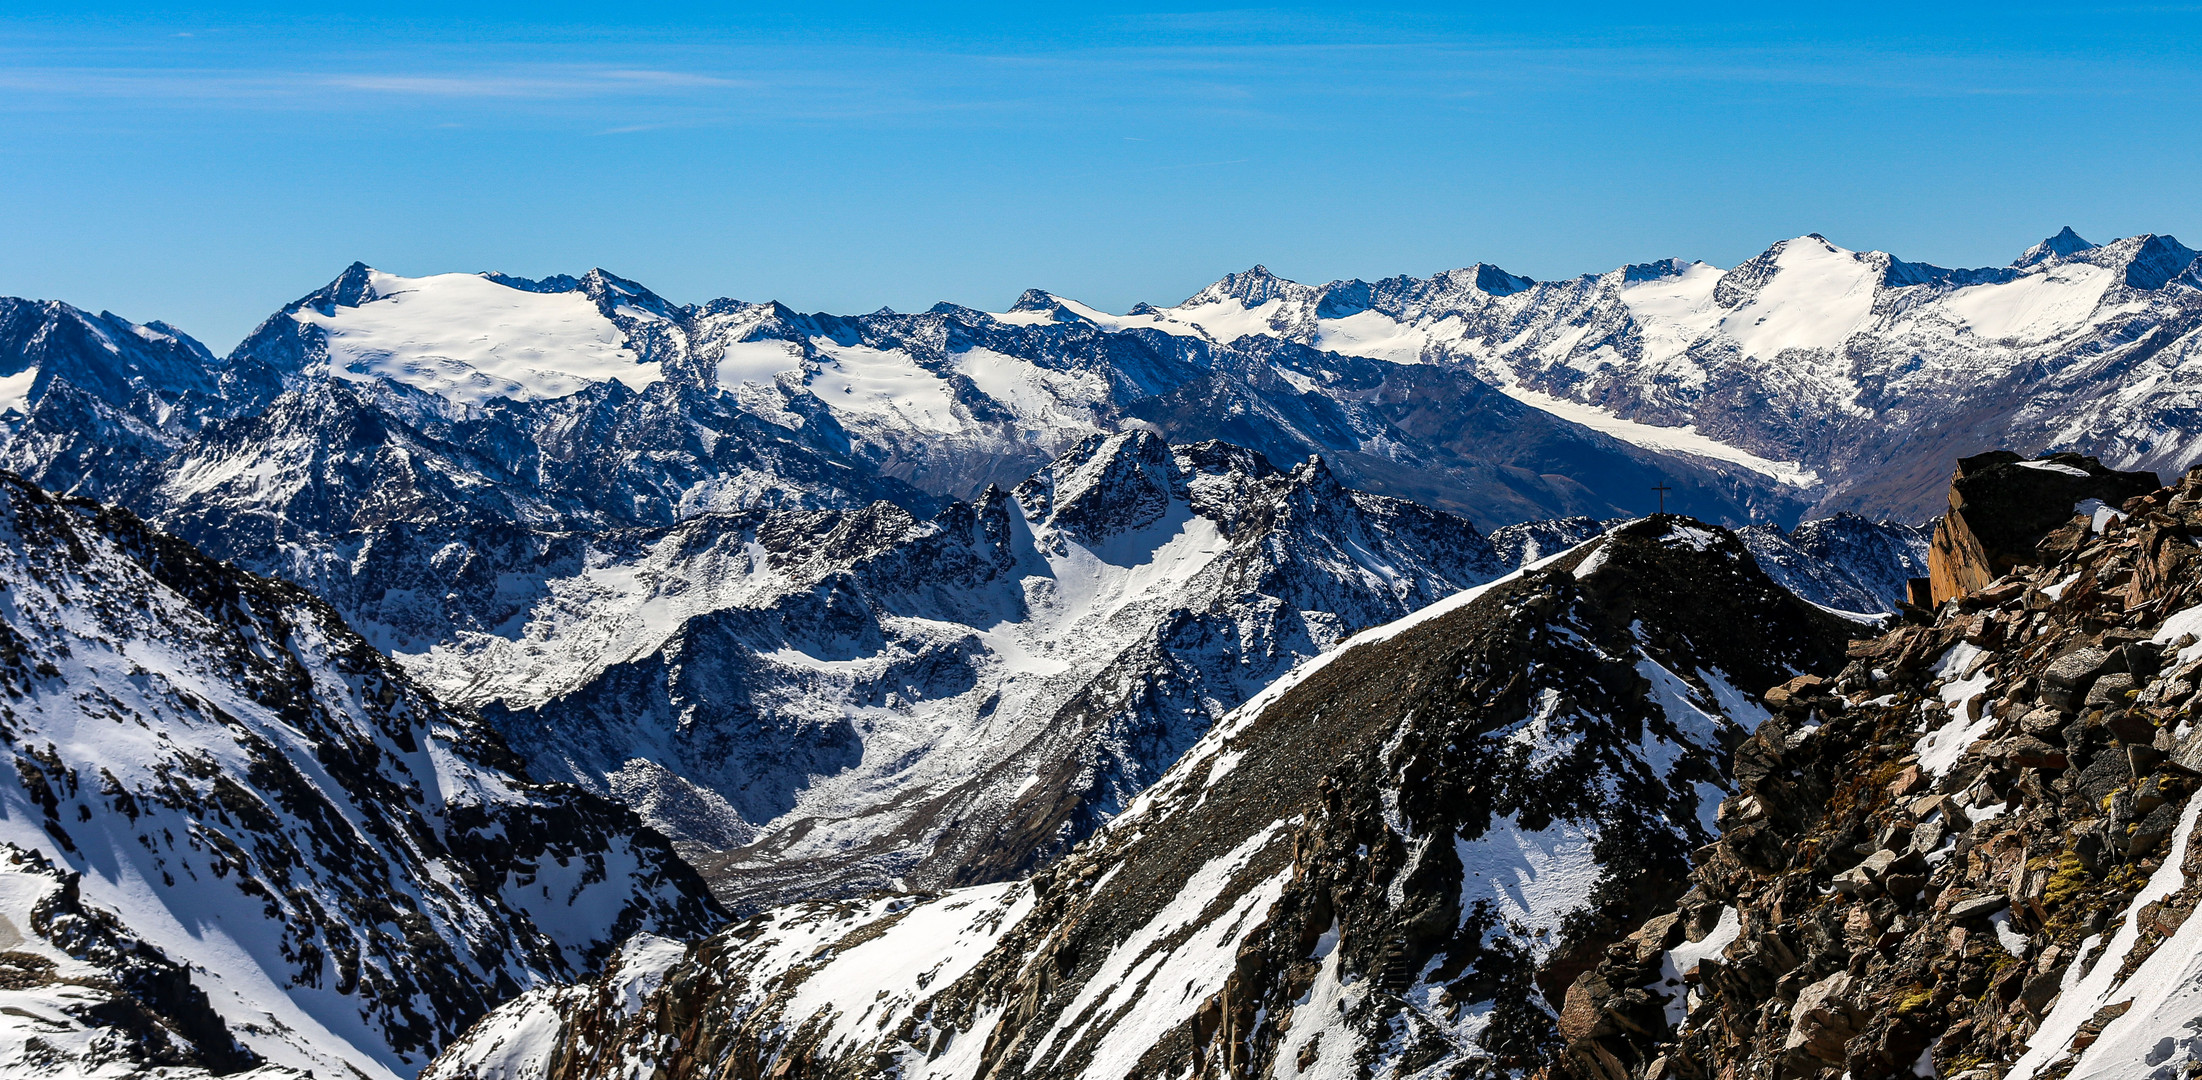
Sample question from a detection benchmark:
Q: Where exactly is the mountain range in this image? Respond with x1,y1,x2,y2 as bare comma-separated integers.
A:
0,228,2191,1076
15,227,2202,543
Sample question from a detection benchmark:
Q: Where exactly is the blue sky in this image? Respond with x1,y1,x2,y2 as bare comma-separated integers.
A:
4,2,2201,350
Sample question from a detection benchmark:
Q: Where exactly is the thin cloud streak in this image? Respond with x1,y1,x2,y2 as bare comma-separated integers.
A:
0,65,750,103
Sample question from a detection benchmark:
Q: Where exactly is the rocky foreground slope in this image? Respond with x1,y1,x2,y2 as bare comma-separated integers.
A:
0,473,722,1078
425,516,1857,1080
1558,463,2202,1079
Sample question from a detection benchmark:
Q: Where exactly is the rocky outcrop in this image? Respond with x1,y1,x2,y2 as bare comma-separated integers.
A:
1495,513,1932,613
1926,451,2158,604
1558,463,2202,1080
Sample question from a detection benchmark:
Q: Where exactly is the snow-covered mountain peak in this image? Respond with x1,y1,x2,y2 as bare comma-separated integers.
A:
288,267,665,405
992,287,1108,327
1014,429,1176,539
2104,231,2201,290
0,296,221,422
1182,264,1307,308
1701,234,1882,349
426,514,1861,1080
2013,224,2097,266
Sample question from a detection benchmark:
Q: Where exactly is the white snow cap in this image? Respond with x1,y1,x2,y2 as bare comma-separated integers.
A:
296,269,662,405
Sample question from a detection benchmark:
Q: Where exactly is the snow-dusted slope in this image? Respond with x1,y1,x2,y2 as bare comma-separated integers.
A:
398,432,1508,904
0,297,229,507
1556,460,2202,1080
0,297,218,421
0,473,722,1078
1736,513,1933,613
424,517,1859,1080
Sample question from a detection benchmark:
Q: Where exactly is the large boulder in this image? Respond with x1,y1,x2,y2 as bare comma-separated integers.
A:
1925,451,2157,603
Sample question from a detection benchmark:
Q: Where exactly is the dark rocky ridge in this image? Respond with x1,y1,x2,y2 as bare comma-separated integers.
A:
1496,514,1933,614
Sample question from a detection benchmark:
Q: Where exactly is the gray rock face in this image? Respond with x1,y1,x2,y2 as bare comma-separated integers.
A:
1552,464,2202,1080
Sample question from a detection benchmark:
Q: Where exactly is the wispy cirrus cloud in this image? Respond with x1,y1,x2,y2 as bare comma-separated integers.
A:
329,67,745,97
0,64,749,103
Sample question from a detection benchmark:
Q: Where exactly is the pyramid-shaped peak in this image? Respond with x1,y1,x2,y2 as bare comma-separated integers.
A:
1471,263,1536,297
286,262,382,314
1008,288,1060,313
2013,226,2097,267
1185,265,1305,307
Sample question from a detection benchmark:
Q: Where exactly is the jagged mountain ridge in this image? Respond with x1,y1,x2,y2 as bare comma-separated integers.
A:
1028,229,2202,522
0,261,1826,546
423,516,1859,1080
401,431,1511,907
0,473,723,1078
14,228,2202,539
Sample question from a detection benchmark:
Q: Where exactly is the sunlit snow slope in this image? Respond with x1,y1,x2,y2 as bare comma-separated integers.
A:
297,270,663,404
995,230,2202,519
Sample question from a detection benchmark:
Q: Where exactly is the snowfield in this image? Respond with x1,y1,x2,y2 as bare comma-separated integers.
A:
298,271,662,404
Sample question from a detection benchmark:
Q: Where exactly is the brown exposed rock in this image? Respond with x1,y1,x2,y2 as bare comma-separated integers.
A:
1925,451,2157,605
1764,674,1827,709
1784,971,1862,1062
